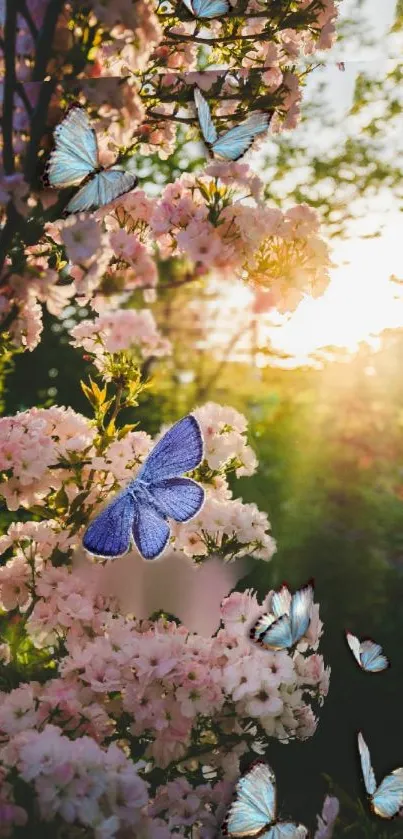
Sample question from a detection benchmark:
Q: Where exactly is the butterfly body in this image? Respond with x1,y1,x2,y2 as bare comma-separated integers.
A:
250,582,314,651
83,415,205,561
46,105,137,213
194,87,270,162
222,761,307,839
346,632,389,672
358,732,403,819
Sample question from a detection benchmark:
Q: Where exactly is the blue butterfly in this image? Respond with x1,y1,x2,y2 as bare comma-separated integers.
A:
46,106,137,214
358,732,403,819
222,761,308,839
83,415,205,561
194,87,270,161
181,0,230,17
249,581,314,651
346,632,390,673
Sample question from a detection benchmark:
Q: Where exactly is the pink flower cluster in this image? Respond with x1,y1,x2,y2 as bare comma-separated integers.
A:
0,577,329,836
0,724,149,838
0,406,96,510
0,401,275,572
70,308,171,375
147,167,331,308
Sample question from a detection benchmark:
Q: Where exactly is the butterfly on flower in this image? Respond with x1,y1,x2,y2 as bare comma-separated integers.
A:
45,105,138,214
358,732,403,819
249,581,314,651
194,87,270,161
346,631,390,673
222,761,308,839
181,0,230,17
83,415,205,561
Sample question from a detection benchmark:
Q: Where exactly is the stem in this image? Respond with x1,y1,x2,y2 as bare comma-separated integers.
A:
108,383,124,428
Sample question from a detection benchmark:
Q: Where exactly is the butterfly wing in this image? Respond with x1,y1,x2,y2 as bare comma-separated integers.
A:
83,489,136,558
47,106,98,189
289,583,313,645
251,614,293,651
192,0,230,16
66,167,138,214
358,732,377,796
137,415,204,483
211,112,270,161
132,502,170,560
262,825,308,839
270,585,292,619
181,0,195,11
194,88,218,145
223,762,276,837
372,769,403,818
250,613,277,643
147,477,204,523
359,640,389,673
346,632,362,667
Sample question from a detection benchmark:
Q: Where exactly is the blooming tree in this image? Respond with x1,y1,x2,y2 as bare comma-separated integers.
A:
0,0,344,835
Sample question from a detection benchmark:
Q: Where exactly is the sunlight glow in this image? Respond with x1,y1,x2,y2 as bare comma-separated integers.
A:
215,216,403,367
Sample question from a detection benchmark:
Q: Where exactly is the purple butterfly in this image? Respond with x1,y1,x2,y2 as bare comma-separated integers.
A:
83,415,205,561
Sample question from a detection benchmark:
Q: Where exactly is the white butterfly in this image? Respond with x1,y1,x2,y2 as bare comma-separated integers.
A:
194,87,270,161
249,582,314,651
222,761,307,839
346,632,390,673
358,732,403,819
46,106,137,214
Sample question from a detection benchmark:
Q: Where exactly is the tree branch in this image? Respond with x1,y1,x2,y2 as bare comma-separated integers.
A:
23,79,56,183
17,0,38,42
31,0,64,82
3,0,17,175
163,29,279,44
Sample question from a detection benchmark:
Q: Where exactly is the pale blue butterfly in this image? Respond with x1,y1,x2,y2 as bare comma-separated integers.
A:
358,732,403,819
194,87,270,161
346,631,390,673
222,761,308,839
82,415,205,561
249,581,314,651
46,106,137,214
181,0,230,17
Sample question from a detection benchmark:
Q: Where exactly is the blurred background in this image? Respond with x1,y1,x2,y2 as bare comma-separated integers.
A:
2,0,403,833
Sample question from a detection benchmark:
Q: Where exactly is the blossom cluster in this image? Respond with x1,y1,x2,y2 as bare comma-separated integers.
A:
0,578,330,836
156,0,339,69
0,400,275,562
1,162,331,354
